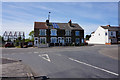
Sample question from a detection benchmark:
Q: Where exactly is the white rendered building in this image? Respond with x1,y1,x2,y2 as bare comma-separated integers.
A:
87,25,120,45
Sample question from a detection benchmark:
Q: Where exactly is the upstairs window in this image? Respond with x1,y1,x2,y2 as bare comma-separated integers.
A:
65,30,71,36
39,29,46,36
51,29,57,36
111,32,113,36
75,31,80,36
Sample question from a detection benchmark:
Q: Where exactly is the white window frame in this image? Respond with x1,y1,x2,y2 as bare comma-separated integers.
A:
65,30,71,36
40,37,46,44
39,29,46,36
66,37,71,43
50,37,57,43
50,29,57,36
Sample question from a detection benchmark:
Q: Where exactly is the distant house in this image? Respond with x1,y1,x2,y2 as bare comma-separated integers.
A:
34,20,84,47
87,25,120,45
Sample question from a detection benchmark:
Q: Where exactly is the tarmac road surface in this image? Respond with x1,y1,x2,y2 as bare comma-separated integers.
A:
2,45,119,78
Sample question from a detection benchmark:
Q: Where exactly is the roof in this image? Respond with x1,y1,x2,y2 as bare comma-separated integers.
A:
101,26,120,31
34,22,48,29
91,31,95,34
34,22,84,30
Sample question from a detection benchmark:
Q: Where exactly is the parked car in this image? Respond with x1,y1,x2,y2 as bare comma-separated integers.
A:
5,42,14,48
27,42,33,47
23,42,28,48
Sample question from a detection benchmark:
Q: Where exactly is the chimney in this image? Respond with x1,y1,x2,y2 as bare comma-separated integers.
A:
107,25,110,27
46,19,49,26
68,20,72,26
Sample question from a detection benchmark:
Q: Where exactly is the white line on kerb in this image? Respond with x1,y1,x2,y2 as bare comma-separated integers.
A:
69,58,118,76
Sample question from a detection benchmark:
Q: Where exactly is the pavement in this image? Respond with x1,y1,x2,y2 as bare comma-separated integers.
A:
1,45,119,78
1,58,36,80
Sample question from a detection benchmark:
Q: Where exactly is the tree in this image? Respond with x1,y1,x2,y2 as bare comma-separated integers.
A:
85,35,91,40
29,30,34,42
25,38,30,42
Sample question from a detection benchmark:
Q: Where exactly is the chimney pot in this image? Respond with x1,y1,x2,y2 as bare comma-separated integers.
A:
107,25,110,27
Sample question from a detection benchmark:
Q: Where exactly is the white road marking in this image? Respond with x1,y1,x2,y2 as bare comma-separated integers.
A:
55,54,61,56
69,58,118,76
34,52,39,54
39,54,51,62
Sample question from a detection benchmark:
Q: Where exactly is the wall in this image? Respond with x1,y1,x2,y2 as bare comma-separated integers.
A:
88,26,108,44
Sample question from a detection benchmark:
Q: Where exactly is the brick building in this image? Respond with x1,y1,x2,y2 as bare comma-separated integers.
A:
34,20,84,47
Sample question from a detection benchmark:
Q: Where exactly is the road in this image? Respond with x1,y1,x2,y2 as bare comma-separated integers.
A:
2,45,119,78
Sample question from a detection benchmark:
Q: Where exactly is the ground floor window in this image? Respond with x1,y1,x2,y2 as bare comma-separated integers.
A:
76,38,80,44
51,37,57,43
58,37,64,44
40,37,46,44
66,37,71,43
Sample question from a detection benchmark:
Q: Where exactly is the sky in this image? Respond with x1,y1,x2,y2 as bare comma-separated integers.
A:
1,2,118,38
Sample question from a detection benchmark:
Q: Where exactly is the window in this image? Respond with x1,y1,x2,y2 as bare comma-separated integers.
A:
51,29,57,36
40,37,46,44
105,32,107,36
75,31,80,36
111,32,113,36
66,37,71,43
39,29,46,36
51,37,57,43
76,38,80,44
65,30,71,36
118,31,120,35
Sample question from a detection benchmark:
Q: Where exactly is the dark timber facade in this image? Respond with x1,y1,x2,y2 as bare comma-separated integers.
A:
34,20,84,47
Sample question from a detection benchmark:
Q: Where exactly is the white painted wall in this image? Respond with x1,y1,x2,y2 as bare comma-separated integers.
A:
88,26,108,44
